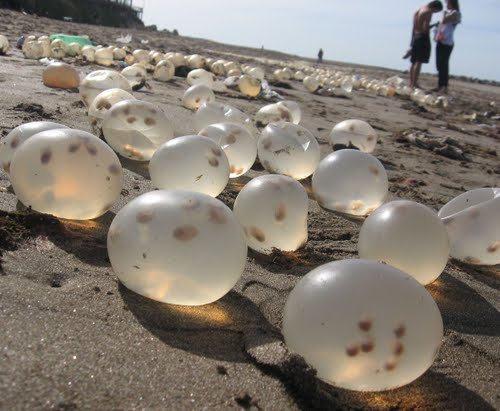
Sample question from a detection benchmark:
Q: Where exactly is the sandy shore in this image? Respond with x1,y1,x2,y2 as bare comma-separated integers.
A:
0,8,499,411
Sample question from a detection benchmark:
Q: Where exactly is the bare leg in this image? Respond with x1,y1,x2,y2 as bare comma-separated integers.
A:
410,62,422,88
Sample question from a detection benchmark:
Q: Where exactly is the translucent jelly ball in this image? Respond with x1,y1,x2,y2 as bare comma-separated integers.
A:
113,47,126,61
153,60,175,82
187,68,215,88
358,201,450,285
438,188,500,265
255,102,293,126
294,70,305,81
102,100,173,161
149,135,230,197
312,150,388,216
42,62,80,89
257,122,320,180
66,42,81,57
23,40,44,59
10,129,123,220
0,121,69,174
233,175,308,254
121,65,146,89
133,49,150,63
0,34,10,55
81,45,96,62
238,75,261,97
94,47,114,66
194,102,254,135
88,88,136,131
247,67,265,80
330,119,378,152
198,123,256,177
283,259,443,391
80,70,132,108
303,76,320,92
182,84,215,110
107,190,247,305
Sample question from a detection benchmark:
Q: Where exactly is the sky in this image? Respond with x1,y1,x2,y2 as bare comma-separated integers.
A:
136,0,500,82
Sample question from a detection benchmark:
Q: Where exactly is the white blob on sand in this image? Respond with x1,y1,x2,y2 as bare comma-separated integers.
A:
233,174,309,254
102,99,173,161
358,200,450,284
107,190,247,305
312,149,388,216
330,119,378,153
149,135,230,197
257,122,320,180
10,129,123,219
283,259,443,391
438,188,500,265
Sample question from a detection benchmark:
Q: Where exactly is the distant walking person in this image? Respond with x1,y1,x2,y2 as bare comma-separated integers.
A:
434,0,461,94
317,48,323,64
408,1,443,89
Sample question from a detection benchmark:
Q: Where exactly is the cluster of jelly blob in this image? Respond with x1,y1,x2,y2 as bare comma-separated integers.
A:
283,259,444,391
149,135,230,197
233,175,309,254
438,188,500,265
102,99,174,161
257,121,320,180
329,119,378,152
9,129,123,220
312,149,388,216
198,123,256,178
358,201,451,285
107,190,247,306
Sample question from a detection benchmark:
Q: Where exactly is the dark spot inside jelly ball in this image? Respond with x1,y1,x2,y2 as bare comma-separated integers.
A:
40,149,52,165
68,142,81,153
384,360,397,372
144,117,156,126
96,99,112,110
136,210,154,224
209,205,227,224
487,242,499,253
123,107,131,116
262,138,272,150
127,117,137,124
108,164,120,176
394,324,406,338
367,135,375,142
346,344,360,357
226,134,236,144
10,137,20,149
207,156,219,167
211,147,222,157
86,143,98,156
361,339,375,353
358,318,373,332
393,341,404,356
349,124,355,132
248,226,266,243
275,203,287,222
195,98,201,104
173,225,199,242
369,166,379,176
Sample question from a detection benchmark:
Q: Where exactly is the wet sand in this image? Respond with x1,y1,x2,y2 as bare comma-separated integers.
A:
0,8,499,411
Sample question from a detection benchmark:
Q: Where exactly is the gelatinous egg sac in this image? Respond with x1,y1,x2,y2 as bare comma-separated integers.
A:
107,190,248,306
79,70,132,108
102,100,174,161
182,84,215,110
198,123,257,178
88,88,136,131
312,150,388,216
257,122,320,180
9,129,123,220
439,188,500,265
0,34,10,55
194,102,255,136
149,135,230,197
283,259,443,391
358,200,450,285
233,175,309,254
329,119,378,153
0,121,69,174
42,62,80,89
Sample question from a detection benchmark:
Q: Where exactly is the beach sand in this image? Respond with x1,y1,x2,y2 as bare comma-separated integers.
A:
0,8,499,410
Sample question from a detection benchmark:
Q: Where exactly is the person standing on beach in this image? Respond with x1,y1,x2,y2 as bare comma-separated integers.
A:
434,0,461,94
317,48,324,64
408,1,443,89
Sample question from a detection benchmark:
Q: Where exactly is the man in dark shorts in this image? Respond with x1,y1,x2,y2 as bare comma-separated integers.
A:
409,1,443,89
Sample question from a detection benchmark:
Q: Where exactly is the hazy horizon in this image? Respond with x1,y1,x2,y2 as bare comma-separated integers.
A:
136,0,500,82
